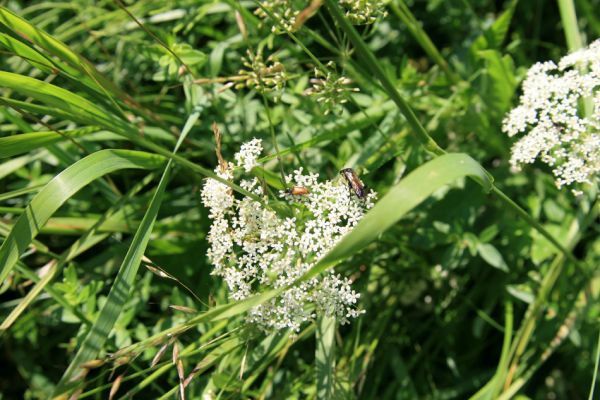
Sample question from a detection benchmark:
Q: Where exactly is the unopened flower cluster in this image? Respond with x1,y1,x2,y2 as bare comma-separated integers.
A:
304,62,359,114
236,50,288,98
503,39,600,189
201,139,376,332
255,0,386,33
254,0,301,33
339,0,388,25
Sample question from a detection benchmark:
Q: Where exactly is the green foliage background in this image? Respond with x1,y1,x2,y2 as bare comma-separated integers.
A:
0,0,599,399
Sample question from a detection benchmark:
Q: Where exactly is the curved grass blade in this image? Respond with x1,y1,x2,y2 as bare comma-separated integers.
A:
0,7,127,100
1,173,155,332
0,31,56,73
0,71,128,130
0,74,264,204
307,153,492,279
0,149,165,284
53,112,199,396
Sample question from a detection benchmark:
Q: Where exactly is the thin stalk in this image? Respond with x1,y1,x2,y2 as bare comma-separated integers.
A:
589,327,600,400
502,199,599,391
390,0,460,83
325,0,445,156
261,94,287,185
254,1,329,72
557,0,584,51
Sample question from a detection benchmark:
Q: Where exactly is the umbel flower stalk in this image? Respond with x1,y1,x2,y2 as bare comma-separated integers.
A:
201,138,376,332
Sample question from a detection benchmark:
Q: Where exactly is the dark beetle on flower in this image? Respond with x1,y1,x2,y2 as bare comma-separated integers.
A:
340,168,367,199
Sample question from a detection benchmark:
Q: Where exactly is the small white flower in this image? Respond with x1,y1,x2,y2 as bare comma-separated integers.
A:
503,39,600,190
234,138,263,172
201,140,376,332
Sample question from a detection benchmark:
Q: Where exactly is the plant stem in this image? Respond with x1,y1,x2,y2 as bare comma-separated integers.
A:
389,1,460,84
557,0,584,51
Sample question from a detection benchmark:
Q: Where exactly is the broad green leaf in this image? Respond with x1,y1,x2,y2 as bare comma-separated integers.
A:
0,149,165,284
478,50,517,117
307,153,493,278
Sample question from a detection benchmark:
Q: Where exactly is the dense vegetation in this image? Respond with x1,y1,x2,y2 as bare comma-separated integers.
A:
0,0,599,399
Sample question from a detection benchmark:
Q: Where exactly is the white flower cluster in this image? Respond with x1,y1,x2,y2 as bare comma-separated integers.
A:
201,139,376,332
503,39,600,189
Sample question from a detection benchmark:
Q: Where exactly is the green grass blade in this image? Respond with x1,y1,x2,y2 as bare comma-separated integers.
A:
308,153,492,278
316,315,336,400
588,327,600,400
0,149,165,284
0,31,56,73
0,6,131,103
0,126,100,159
0,184,44,201
0,261,57,332
390,1,459,83
54,112,199,395
0,71,127,129
2,172,155,332
0,152,44,180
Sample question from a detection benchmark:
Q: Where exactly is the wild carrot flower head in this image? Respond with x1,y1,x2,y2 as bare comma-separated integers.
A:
201,139,376,332
503,39,600,191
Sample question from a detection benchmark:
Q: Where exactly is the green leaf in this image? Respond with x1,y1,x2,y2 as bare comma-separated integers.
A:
307,153,493,278
477,243,509,272
0,149,165,284
471,0,518,51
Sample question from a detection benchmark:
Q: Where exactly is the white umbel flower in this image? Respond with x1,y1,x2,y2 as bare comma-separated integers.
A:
234,138,263,172
503,40,600,189
201,139,376,332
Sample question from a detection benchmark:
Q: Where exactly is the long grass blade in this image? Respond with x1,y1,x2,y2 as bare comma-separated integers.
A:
0,149,165,284
54,112,199,396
